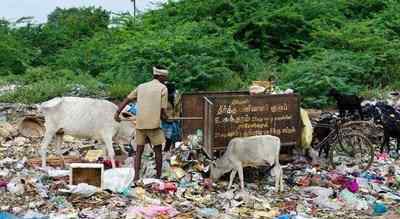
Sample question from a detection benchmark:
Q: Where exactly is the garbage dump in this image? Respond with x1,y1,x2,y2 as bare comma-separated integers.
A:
0,103,400,219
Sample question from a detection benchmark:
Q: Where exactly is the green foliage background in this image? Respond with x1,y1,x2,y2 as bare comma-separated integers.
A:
1,0,400,107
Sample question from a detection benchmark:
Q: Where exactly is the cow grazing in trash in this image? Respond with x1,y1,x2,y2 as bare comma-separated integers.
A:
210,135,284,192
39,97,136,168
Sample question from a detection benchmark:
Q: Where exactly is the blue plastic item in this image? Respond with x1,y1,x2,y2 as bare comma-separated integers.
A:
373,202,388,216
127,103,137,115
275,214,291,219
0,212,21,219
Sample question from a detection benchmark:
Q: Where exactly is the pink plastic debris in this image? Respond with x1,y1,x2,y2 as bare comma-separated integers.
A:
344,179,359,193
376,152,389,161
126,205,179,219
0,180,8,187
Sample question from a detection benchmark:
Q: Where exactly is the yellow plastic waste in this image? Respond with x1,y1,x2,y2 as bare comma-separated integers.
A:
84,150,104,162
300,108,313,149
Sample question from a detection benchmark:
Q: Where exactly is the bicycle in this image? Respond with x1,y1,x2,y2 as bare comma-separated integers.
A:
312,112,374,172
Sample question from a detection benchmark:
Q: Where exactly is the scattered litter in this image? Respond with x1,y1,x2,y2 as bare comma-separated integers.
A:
63,183,98,197
0,103,400,219
103,168,134,193
195,208,219,218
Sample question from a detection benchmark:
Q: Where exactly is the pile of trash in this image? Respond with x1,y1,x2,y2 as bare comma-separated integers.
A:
1,106,400,218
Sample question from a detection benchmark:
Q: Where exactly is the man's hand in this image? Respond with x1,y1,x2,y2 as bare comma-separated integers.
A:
161,108,168,121
114,112,121,122
114,98,131,123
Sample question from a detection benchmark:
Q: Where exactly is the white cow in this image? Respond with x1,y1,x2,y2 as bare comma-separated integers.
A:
210,135,284,192
39,97,135,168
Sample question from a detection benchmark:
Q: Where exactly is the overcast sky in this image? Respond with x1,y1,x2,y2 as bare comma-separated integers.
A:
0,0,166,23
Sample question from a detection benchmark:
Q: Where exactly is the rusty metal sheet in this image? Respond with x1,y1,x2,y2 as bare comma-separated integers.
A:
207,94,300,152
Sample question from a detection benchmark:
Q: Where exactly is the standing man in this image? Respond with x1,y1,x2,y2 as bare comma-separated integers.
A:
114,65,168,182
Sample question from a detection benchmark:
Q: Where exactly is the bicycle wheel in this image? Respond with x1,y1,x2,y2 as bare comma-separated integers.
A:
329,132,374,172
336,127,355,154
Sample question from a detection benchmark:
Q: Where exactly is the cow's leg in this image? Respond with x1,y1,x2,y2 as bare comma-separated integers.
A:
236,163,245,191
228,169,237,190
40,127,57,168
279,169,284,192
102,134,116,168
54,132,65,167
273,165,283,192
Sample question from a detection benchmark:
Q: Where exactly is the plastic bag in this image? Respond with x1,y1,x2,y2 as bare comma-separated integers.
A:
300,108,313,149
372,202,388,216
126,205,178,219
339,189,368,210
23,210,47,219
7,178,25,195
195,208,219,218
0,212,21,219
67,183,97,197
301,187,341,210
103,168,134,193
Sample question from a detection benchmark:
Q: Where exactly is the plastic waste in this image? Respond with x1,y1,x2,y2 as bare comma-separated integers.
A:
339,189,368,210
301,187,341,210
0,212,21,219
102,159,121,168
34,181,48,198
66,183,97,197
0,169,10,177
373,202,388,216
275,214,291,219
0,180,7,187
50,196,72,209
7,178,25,195
23,210,47,219
195,208,219,218
202,178,213,190
152,182,177,194
84,149,104,162
15,157,26,170
103,168,134,193
142,178,163,186
126,205,178,219
344,178,359,193
300,108,313,150
47,212,78,219
47,169,69,178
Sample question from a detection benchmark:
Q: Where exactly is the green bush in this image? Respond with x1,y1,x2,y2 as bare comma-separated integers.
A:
0,67,102,103
279,50,375,107
107,83,134,100
2,1,400,108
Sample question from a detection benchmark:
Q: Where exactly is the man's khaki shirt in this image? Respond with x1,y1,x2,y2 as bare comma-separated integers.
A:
127,79,168,129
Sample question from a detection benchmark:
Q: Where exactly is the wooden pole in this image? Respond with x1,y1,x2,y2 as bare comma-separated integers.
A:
130,0,136,22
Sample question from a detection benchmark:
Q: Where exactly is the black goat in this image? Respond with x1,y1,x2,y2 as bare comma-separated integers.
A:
372,102,400,153
327,88,364,120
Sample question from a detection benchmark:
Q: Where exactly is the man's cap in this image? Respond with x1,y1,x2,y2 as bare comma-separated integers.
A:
153,66,169,76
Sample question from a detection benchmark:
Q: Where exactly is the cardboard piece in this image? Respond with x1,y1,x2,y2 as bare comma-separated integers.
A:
70,163,104,188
